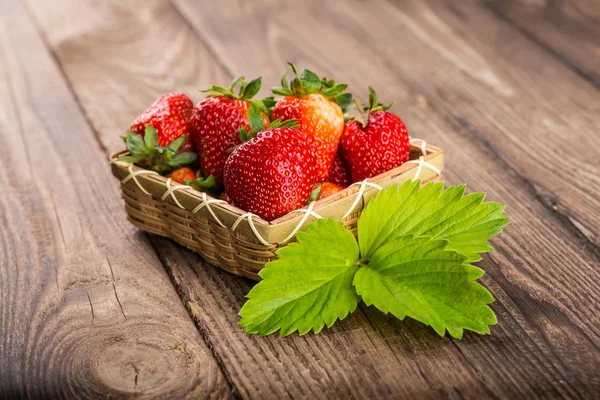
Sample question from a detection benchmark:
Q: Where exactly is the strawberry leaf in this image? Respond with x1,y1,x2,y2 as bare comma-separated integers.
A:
144,124,158,148
334,93,354,113
168,136,187,153
299,69,321,93
358,180,509,261
354,235,496,338
169,152,198,168
322,83,348,98
125,131,150,157
115,155,141,164
185,174,217,192
239,219,360,337
248,103,265,133
242,77,262,100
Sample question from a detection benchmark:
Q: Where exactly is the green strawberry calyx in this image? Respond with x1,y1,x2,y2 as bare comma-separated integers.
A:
115,124,198,174
307,183,323,203
352,86,393,127
272,62,353,112
201,76,276,118
185,171,218,193
238,103,299,143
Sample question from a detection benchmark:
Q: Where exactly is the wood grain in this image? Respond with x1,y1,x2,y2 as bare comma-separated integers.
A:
172,0,600,396
177,0,600,248
24,0,600,397
486,0,600,86
0,2,229,398
25,1,505,397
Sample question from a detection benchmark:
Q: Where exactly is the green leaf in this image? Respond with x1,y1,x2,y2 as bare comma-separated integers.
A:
308,183,322,202
281,67,290,89
334,93,354,113
125,131,150,157
167,136,187,153
368,86,378,109
169,151,198,167
231,76,245,90
248,103,265,133
300,69,321,93
358,180,509,261
239,219,360,336
322,83,348,98
261,97,277,109
144,125,158,148
115,155,141,164
242,77,262,99
271,88,294,97
354,235,496,338
277,119,299,129
186,174,217,191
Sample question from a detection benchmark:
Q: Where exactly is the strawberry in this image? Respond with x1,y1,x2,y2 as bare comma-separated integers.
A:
118,125,197,174
130,93,195,152
166,167,197,184
190,76,271,186
340,87,410,182
223,111,317,222
219,191,235,206
271,63,351,181
309,182,345,201
327,151,352,187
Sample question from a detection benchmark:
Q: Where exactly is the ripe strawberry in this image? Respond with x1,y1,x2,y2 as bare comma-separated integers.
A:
309,182,345,201
130,93,195,152
166,167,197,184
190,76,271,186
223,116,317,222
340,87,410,182
327,151,352,187
271,64,351,181
219,191,235,206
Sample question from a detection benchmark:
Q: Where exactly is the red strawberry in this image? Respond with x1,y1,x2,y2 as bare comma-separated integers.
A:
309,182,345,201
166,167,196,184
340,87,410,182
327,151,352,187
271,64,351,181
130,93,194,152
190,77,271,186
219,191,235,206
223,117,317,222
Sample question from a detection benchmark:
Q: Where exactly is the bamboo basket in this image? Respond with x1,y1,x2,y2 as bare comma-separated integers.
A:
110,141,444,281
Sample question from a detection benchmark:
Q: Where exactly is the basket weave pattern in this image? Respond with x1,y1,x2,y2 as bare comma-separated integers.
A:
111,142,444,281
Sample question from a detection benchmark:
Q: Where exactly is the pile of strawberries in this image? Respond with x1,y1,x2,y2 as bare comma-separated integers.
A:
120,63,411,222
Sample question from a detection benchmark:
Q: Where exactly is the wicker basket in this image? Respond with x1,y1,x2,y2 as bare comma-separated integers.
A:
110,141,444,281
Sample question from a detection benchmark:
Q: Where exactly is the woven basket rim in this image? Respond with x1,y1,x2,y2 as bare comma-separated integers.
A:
109,142,443,227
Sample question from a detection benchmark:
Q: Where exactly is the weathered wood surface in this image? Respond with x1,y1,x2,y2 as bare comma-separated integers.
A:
0,1,229,398
2,0,599,398
486,0,600,86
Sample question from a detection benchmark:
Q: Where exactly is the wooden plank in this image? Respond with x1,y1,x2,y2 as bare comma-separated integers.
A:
486,0,600,86
176,0,600,248
0,2,229,398
170,0,600,397
29,0,600,398
25,1,505,398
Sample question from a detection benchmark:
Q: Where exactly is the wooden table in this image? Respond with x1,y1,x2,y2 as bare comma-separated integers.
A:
1,0,599,398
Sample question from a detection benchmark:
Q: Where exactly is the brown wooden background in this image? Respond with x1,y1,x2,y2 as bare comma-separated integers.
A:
1,0,599,398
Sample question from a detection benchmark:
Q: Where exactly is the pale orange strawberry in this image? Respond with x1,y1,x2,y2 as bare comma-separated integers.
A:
271,64,352,181
166,167,197,184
